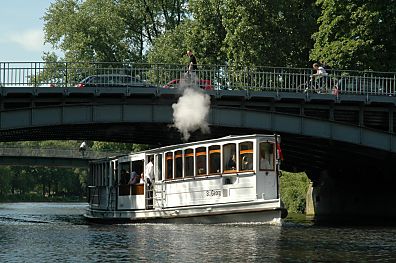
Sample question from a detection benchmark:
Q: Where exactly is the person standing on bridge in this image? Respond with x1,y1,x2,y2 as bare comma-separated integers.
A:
186,49,198,80
79,141,87,157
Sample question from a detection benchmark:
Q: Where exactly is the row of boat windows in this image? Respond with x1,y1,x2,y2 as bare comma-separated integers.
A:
161,141,275,180
89,141,276,185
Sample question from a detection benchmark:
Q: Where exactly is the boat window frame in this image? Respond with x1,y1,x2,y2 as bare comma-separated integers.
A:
195,146,207,176
174,150,183,179
223,143,237,173
259,141,275,171
155,153,163,181
184,148,194,178
239,141,254,172
208,145,221,175
165,152,174,180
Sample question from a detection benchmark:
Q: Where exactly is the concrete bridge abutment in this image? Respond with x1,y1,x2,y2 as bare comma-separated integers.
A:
305,165,396,222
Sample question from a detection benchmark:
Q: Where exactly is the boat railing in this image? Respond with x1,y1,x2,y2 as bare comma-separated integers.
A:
87,186,100,206
0,61,395,96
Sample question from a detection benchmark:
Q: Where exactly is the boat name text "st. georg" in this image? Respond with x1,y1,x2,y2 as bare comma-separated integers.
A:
205,190,221,197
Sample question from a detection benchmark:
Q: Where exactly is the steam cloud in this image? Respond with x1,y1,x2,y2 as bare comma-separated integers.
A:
172,84,211,141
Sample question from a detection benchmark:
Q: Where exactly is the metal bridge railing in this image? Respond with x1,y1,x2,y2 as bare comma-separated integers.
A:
0,62,395,96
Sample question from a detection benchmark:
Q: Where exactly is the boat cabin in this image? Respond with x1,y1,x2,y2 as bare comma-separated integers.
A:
86,134,282,222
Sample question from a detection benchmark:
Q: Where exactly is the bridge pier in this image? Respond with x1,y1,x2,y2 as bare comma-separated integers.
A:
306,164,396,223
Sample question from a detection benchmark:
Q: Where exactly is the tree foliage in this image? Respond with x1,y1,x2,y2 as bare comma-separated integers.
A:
43,0,188,62
310,0,396,71
42,0,395,71
0,166,87,200
0,140,147,200
220,0,318,68
92,141,150,152
280,171,311,214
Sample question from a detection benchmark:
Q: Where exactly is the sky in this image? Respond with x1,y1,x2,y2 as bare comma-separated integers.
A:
0,0,58,62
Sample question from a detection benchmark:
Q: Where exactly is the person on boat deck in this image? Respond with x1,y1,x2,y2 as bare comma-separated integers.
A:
145,156,154,186
260,157,271,170
139,173,144,184
128,171,139,185
227,154,236,170
260,153,273,170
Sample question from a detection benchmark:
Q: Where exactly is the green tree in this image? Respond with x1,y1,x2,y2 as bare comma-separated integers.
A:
44,0,129,62
0,167,12,195
147,21,192,65
43,0,188,63
92,141,149,152
186,0,227,65
280,171,310,214
310,0,396,71
221,0,318,68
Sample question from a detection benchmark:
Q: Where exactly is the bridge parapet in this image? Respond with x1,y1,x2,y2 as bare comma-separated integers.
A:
0,62,395,96
0,147,125,160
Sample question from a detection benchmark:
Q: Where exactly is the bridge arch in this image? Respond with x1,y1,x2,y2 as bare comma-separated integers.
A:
0,103,394,173
0,103,394,151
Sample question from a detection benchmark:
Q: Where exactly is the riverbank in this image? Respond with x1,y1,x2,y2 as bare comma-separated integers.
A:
0,193,85,203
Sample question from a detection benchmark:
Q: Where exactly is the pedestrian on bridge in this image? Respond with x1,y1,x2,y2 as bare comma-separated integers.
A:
186,49,197,80
79,141,87,157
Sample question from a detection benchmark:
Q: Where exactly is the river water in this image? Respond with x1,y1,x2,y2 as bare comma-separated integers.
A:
1,203,395,262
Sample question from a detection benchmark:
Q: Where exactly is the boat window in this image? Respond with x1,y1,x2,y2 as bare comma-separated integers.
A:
259,142,275,170
239,141,254,171
209,145,221,174
111,161,116,186
92,164,96,185
175,150,183,178
155,154,162,181
223,143,237,173
97,164,100,186
104,163,108,185
119,162,131,185
132,160,144,181
196,147,207,176
184,149,194,178
112,160,118,186
165,152,173,180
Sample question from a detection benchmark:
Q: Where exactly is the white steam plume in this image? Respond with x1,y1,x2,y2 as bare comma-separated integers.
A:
172,85,211,141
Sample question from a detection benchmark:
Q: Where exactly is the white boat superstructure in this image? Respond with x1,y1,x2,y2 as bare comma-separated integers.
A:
85,134,286,224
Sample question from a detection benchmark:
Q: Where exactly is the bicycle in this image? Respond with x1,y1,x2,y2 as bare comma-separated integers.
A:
298,75,335,94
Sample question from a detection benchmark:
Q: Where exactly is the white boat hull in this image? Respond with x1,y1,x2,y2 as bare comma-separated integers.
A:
84,199,285,225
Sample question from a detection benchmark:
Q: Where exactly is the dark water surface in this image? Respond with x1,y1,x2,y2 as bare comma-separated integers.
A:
1,203,396,262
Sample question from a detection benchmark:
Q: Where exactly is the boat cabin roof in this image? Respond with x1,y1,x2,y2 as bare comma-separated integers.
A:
89,134,278,164
144,134,277,154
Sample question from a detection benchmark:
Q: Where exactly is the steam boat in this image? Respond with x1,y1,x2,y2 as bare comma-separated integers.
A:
85,134,286,224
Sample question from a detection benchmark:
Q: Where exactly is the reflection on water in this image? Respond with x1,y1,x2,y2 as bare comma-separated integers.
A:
1,203,396,262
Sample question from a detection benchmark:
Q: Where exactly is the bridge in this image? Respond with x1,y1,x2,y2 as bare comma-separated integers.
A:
0,146,125,168
1,61,396,220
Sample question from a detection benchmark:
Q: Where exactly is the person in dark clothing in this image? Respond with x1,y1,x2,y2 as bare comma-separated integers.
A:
120,169,129,185
227,154,236,170
186,50,197,80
